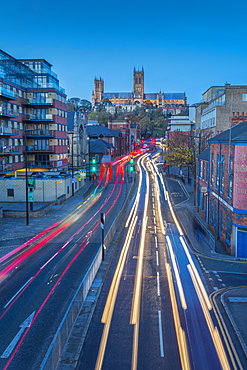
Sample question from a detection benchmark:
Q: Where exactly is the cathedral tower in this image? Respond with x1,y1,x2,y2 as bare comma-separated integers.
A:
133,67,144,103
92,77,104,106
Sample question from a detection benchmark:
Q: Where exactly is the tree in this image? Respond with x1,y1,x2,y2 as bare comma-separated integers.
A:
165,131,195,168
88,111,113,126
67,98,92,113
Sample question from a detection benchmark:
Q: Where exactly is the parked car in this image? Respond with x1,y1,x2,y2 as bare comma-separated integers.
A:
31,172,48,179
50,175,63,179
59,171,71,178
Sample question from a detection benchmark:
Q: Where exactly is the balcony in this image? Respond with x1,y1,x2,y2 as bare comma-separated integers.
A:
22,113,53,121
22,98,54,106
0,146,19,154
26,145,54,153
0,163,15,173
0,127,12,136
24,129,54,137
0,106,19,118
27,160,54,168
0,87,18,100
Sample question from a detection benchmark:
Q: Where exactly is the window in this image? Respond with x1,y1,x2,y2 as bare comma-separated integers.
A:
228,157,233,199
242,94,247,101
226,217,231,243
200,190,204,211
219,211,223,235
220,155,225,193
7,188,14,197
211,153,214,186
198,160,201,177
216,154,220,188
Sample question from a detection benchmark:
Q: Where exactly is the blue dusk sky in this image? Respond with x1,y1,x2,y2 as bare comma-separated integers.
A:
2,0,247,105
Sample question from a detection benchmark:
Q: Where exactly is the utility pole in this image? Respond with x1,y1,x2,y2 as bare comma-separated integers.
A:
101,213,105,260
24,136,29,226
71,132,74,196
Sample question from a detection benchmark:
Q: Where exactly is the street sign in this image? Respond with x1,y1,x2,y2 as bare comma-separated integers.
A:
28,190,34,202
27,177,35,188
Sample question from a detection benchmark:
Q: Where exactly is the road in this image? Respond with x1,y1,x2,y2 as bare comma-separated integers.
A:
77,154,237,369
1,151,246,369
0,160,128,370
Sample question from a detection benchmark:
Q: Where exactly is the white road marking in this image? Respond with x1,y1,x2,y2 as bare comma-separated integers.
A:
155,236,158,249
156,251,159,266
158,310,165,357
4,277,33,308
157,271,160,296
1,311,35,358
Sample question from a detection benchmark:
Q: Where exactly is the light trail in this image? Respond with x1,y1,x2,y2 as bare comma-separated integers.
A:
188,265,230,370
95,155,149,370
166,263,190,370
166,236,187,310
0,181,123,320
131,156,149,370
151,157,231,369
2,167,124,369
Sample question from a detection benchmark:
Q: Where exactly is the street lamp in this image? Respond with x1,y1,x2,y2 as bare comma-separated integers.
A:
24,135,29,226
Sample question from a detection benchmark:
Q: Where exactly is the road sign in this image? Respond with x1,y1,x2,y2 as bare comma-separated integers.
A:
27,177,35,188
28,189,34,202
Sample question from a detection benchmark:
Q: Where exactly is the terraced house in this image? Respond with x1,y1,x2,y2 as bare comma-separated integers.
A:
0,49,68,177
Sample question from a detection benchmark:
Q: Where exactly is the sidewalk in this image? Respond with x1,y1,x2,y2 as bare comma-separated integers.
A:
165,173,247,361
0,180,95,258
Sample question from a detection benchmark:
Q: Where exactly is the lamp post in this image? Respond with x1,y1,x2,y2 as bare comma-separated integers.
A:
71,132,74,196
24,136,29,226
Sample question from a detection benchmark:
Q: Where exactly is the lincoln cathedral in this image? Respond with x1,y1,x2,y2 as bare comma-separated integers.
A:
92,68,187,114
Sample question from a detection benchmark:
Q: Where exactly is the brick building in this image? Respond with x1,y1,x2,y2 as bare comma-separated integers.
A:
107,119,140,154
0,49,68,177
196,121,247,258
195,84,247,152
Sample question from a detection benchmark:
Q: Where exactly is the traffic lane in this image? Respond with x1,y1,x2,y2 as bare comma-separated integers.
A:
0,182,123,321
164,178,188,205
0,181,121,283
212,289,247,369
77,220,134,369
166,226,223,369
138,218,181,369
0,234,100,370
0,185,125,369
95,175,147,369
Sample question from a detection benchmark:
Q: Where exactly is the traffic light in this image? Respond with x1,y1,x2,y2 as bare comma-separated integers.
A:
129,157,134,164
92,158,96,164
129,165,135,172
91,165,96,173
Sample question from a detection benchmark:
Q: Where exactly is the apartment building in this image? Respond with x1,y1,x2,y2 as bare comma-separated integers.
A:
195,84,247,151
0,50,68,177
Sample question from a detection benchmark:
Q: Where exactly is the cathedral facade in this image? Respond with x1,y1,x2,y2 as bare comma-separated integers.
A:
92,68,187,113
